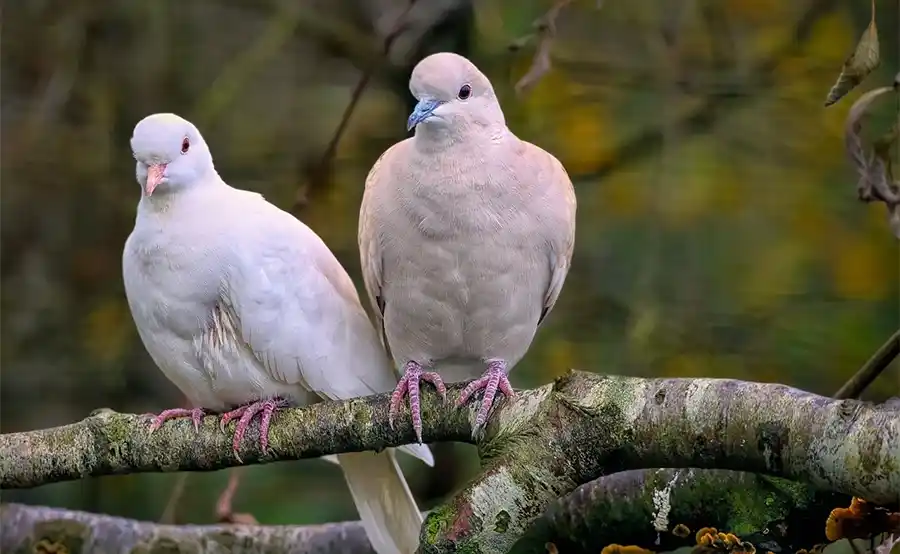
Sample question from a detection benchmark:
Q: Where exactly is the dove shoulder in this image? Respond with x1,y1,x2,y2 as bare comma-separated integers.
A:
514,138,577,325
208,188,402,402
358,139,414,340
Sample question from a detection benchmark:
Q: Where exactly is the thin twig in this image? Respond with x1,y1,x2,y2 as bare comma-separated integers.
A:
834,328,900,400
292,0,418,213
158,472,189,524
512,0,576,94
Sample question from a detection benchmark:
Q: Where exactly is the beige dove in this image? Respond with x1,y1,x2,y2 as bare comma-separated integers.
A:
358,52,577,442
123,113,433,554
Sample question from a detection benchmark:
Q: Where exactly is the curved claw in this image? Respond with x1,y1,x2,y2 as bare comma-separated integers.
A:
145,407,207,433
389,361,446,444
457,360,514,438
219,398,287,461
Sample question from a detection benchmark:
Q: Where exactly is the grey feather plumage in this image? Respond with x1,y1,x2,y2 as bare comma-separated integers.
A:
359,53,576,437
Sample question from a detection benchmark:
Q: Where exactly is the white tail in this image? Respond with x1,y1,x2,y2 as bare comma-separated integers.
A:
337,450,424,554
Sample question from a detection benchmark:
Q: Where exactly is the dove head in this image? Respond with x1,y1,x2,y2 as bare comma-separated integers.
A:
130,113,215,197
407,52,505,139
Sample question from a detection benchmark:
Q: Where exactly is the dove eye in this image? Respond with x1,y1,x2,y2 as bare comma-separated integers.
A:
457,84,472,100
181,137,190,154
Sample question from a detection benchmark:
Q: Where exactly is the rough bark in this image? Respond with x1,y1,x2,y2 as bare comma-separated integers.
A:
1,372,897,554
513,469,849,554
0,503,374,554
0,470,850,554
417,373,899,553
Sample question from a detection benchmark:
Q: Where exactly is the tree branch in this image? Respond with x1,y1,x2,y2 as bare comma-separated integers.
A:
0,470,851,554
292,0,419,215
1,372,897,554
835,328,900,400
514,469,850,554
417,373,899,552
0,503,375,554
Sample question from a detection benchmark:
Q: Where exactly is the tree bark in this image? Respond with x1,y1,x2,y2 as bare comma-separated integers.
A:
513,469,849,554
0,470,850,554
0,503,375,554
1,371,897,554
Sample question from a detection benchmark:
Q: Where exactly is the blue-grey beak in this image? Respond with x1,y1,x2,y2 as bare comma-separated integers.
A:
407,98,444,131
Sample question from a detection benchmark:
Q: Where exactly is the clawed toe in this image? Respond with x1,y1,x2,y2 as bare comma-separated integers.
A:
457,360,514,438
145,407,207,433
389,361,445,444
219,398,287,462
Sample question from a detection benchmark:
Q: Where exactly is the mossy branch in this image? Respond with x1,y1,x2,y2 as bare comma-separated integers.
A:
418,372,899,553
1,371,897,554
514,469,850,553
0,470,849,554
0,503,375,554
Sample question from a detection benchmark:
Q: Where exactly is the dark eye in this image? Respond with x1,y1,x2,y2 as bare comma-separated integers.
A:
457,84,472,100
181,137,190,154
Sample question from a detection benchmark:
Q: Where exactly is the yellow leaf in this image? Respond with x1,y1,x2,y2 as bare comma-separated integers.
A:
542,338,577,378
738,241,809,314
829,231,890,300
662,354,716,378
599,169,645,218
554,102,613,175
82,299,133,365
824,0,880,107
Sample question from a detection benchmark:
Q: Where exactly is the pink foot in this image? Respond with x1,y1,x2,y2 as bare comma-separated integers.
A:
143,407,207,433
456,360,515,437
390,361,447,444
219,398,287,461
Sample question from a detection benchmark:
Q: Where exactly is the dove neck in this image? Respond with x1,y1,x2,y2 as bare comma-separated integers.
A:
138,171,224,212
413,118,507,153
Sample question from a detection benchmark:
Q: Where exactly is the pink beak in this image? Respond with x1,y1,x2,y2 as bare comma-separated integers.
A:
145,164,167,196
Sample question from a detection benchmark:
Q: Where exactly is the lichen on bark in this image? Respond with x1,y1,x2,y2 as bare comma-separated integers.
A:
416,373,899,553
1,371,897,554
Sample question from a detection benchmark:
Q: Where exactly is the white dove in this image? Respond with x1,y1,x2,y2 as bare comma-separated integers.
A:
359,52,577,442
123,112,432,554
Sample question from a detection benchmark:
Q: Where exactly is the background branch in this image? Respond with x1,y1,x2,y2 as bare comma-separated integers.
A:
0,470,852,554
514,469,850,554
292,0,419,215
569,0,839,184
0,503,375,554
835,328,900,399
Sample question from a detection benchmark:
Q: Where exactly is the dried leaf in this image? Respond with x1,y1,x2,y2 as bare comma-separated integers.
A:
845,86,893,198
873,121,898,182
844,83,900,239
824,0,880,107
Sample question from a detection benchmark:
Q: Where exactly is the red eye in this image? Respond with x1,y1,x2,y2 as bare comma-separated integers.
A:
181,137,190,154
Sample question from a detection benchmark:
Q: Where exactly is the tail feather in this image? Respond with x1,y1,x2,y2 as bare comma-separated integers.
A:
322,443,433,467
397,443,434,466
337,450,423,554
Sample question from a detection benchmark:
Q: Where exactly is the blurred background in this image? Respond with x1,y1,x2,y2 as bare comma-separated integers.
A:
2,0,898,529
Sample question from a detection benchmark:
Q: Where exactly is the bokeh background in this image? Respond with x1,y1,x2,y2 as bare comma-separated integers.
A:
2,0,898,528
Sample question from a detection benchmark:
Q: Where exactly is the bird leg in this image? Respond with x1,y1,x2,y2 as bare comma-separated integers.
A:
219,397,289,461
456,359,515,438
390,360,447,444
143,407,207,433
